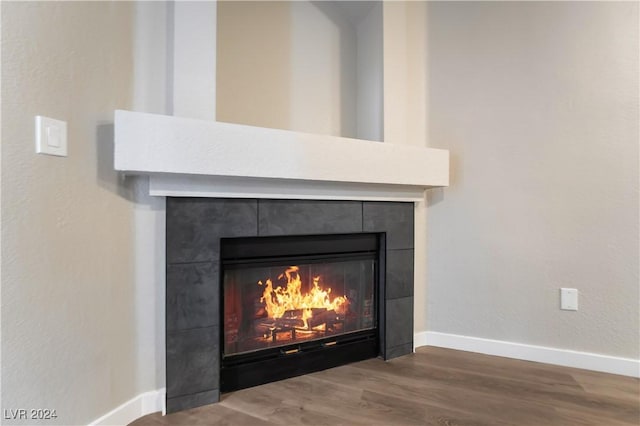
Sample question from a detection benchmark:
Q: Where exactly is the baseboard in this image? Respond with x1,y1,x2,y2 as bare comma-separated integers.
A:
415,331,640,378
88,388,165,426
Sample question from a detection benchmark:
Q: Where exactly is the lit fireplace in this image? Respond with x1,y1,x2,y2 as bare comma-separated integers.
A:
259,265,350,332
224,261,375,355
220,232,380,392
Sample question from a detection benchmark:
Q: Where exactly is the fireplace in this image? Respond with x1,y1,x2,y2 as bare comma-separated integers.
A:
166,198,414,413
220,233,382,392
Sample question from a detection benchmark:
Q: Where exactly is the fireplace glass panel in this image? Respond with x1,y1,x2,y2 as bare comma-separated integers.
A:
223,258,376,356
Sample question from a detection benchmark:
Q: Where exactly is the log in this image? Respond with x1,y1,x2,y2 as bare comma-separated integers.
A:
307,309,342,329
282,308,327,319
310,308,327,316
275,317,305,328
282,309,303,319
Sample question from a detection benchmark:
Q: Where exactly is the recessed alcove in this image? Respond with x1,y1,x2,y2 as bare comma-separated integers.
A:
216,0,383,141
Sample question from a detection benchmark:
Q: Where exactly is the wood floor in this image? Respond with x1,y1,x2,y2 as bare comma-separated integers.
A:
131,347,640,426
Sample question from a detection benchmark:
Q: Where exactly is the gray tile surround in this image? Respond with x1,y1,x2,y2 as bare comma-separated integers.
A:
166,389,220,413
363,202,414,250
167,198,258,263
258,199,362,235
386,250,414,300
166,326,219,397
386,296,414,348
167,262,219,331
385,342,414,360
166,198,415,413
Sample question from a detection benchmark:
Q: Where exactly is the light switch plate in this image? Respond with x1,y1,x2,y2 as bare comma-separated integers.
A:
560,288,578,311
36,116,67,157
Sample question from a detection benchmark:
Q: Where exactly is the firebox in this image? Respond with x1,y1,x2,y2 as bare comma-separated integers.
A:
219,233,383,392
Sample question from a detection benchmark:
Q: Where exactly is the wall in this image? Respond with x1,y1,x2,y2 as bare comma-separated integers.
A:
131,0,170,402
356,2,383,142
1,2,139,424
216,1,291,131
425,2,639,359
216,1,358,138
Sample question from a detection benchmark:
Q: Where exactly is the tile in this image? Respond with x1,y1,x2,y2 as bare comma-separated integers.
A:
166,389,220,414
166,198,257,263
363,202,414,250
166,327,219,398
386,249,414,300
386,296,413,349
386,343,414,360
258,200,362,236
167,262,219,332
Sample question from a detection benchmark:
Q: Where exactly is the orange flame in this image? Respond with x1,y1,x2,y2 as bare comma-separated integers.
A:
259,266,348,329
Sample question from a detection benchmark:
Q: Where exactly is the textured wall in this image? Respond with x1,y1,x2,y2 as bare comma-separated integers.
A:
1,2,138,424
426,2,639,358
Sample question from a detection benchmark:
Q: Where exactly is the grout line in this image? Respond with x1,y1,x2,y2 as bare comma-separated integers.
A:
167,324,219,335
168,260,218,266
256,198,260,236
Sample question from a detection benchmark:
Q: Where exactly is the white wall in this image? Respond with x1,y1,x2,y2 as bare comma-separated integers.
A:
130,0,170,399
356,2,383,142
1,2,140,424
425,2,639,359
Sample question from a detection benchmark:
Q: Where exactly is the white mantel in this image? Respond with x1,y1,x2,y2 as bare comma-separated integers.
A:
114,110,449,202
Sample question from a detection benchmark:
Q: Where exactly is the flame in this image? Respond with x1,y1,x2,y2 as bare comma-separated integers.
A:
259,266,348,329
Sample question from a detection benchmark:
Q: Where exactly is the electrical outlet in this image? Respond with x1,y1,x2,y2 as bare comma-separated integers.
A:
560,288,578,311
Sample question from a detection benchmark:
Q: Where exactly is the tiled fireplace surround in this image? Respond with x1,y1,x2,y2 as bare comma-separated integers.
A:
165,198,415,413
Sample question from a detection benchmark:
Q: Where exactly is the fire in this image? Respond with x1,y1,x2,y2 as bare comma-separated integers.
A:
258,266,348,329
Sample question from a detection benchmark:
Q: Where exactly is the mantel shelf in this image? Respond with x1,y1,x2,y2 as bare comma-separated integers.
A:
114,110,449,201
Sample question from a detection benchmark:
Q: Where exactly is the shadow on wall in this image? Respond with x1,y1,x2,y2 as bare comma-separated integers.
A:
310,1,358,138
96,123,135,201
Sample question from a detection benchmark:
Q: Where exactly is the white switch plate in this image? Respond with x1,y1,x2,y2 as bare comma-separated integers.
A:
560,288,578,311
36,116,67,157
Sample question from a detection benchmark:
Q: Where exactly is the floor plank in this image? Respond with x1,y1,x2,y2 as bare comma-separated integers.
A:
130,347,639,426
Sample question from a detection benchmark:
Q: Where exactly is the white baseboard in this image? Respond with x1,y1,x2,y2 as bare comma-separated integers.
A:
89,388,165,426
415,331,640,378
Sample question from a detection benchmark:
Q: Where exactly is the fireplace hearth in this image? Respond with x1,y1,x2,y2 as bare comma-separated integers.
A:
166,198,414,413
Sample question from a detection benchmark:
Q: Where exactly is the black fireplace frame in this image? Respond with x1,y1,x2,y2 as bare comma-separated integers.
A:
165,198,414,413
219,232,385,392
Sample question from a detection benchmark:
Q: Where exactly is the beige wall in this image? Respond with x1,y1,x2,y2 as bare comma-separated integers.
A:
217,1,358,138
425,2,639,358
1,2,138,424
217,1,292,131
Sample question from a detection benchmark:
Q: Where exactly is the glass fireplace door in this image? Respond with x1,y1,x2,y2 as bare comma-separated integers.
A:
223,257,376,356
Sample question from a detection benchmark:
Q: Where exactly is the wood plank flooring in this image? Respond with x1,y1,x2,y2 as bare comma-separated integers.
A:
130,347,640,426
